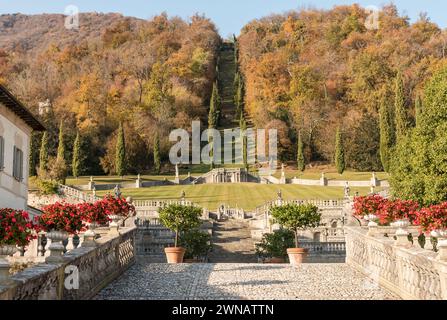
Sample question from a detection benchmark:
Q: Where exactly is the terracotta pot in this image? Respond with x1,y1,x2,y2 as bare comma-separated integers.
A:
264,257,286,264
165,247,186,264
287,248,309,266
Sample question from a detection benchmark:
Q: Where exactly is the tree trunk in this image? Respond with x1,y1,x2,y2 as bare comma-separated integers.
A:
294,229,299,248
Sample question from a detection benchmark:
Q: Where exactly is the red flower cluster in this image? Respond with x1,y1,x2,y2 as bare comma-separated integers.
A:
97,195,136,219
38,197,135,234
353,195,388,219
78,202,111,225
378,199,420,225
0,209,39,246
39,202,86,234
414,202,447,233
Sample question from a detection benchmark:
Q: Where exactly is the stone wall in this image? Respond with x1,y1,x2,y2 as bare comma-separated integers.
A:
0,227,136,300
345,226,447,300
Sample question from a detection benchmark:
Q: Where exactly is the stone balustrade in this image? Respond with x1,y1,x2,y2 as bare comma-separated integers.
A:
0,227,136,300
345,226,447,300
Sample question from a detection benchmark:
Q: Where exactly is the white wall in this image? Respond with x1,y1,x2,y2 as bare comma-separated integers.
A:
0,102,32,210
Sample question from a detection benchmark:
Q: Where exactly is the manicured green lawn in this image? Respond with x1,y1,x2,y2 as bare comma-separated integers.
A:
66,170,388,186
95,184,380,211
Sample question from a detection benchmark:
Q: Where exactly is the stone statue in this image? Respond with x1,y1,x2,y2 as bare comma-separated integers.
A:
175,164,179,178
277,189,282,200
181,190,186,199
114,185,121,199
92,186,96,197
344,182,350,198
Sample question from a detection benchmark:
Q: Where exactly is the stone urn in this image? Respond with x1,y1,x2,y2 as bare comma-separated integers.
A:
287,248,308,266
165,247,186,264
0,244,18,283
83,222,100,247
392,219,411,247
45,230,69,263
108,215,122,236
365,214,378,236
435,230,447,261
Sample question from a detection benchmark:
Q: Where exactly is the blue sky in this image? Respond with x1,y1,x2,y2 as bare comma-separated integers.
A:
0,1,445,36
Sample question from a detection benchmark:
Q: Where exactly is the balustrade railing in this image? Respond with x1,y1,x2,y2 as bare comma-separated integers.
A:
345,226,447,300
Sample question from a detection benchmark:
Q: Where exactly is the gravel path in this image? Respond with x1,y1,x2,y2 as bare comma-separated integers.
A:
96,260,398,300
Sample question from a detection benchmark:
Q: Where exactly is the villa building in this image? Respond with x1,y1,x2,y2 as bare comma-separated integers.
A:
0,84,45,210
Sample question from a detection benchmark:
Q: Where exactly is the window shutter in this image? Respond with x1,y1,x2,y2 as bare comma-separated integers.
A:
19,149,23,181
13,146,17,178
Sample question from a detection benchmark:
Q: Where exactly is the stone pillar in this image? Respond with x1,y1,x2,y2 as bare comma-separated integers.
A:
320,173,328,186
174,164,180,184
136,174,142,188
88,176,95,191
280,164,286,184
371,172,379,187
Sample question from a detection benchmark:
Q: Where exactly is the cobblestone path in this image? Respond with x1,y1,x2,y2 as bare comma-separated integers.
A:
96,261,398,300
209,220,258,263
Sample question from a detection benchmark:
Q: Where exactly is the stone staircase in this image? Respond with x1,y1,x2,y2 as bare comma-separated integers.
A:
218,42,238,128
209,219,258,263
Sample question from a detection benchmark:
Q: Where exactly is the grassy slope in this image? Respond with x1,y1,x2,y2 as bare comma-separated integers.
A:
95,184,380,211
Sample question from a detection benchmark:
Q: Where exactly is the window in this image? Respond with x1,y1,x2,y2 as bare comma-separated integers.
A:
0,136,4,171
13,146,24,181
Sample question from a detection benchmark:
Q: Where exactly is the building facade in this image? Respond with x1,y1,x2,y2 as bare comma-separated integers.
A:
0,84,45,210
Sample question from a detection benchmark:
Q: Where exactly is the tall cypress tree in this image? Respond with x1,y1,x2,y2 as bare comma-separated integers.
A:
394,72,408,138
29,133,38,177
72,132,82,179
297,131,305,172
334,126,345,175
39,131,49,175
153,133,161,174
57,121,65,162
240,114,248,169
415,94,423,127
115,122,127,178
236,77,245,119
208,82,220,128
379,95,395,172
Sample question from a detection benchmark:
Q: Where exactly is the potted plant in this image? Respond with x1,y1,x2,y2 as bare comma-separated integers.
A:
270,204,321,266
353,195,388,225
159,204,202,263
39,202,86,263
0,209,38,282
98,195,136,235
415,202,447,236
78,202,111,247
255,229,295,263
179,229,212,263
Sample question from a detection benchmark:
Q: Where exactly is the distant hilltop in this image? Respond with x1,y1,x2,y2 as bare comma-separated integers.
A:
0,13,145,53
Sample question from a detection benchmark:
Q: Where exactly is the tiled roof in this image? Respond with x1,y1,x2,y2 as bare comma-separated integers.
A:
0,84,45,131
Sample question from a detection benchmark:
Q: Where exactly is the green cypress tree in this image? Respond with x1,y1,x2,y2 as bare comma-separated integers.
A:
115,122,127,178
57,121,65,162
297,131,305,172
39,131,49,175
379,95,396,172
240,114,248,169
72,132,82,179
153,133,161,174
29,133,38,177
394,72,409,138
233,72,240,104
208,82,220,128
334,126,345,175
236,77,245,119
415,94,423,127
